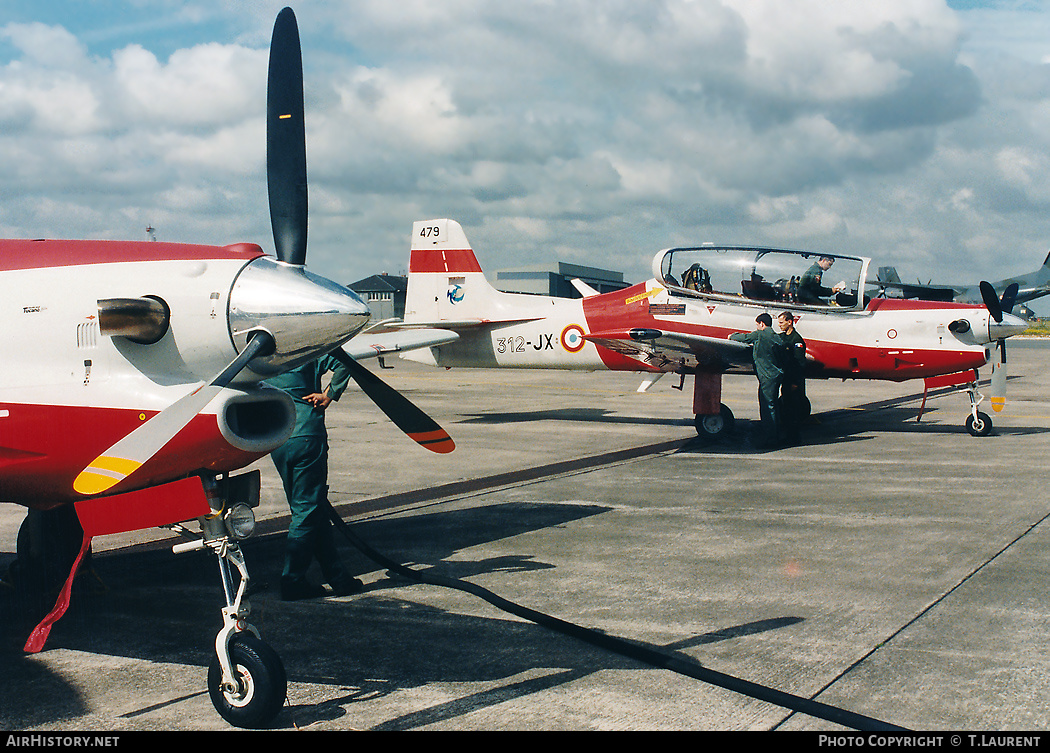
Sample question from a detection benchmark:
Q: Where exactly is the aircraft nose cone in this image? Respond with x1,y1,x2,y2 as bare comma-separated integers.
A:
989,312,1030,341
228,256,371,376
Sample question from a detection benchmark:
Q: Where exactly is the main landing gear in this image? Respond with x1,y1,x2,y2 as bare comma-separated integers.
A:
690,371,735,440
689,372,810,441
169,476,287,728
694,403,735,439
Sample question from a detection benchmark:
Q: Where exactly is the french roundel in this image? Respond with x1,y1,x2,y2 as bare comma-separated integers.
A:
561,324,586,353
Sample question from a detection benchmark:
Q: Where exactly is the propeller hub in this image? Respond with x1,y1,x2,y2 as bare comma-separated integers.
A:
228,257,371,376
988,312,1029,342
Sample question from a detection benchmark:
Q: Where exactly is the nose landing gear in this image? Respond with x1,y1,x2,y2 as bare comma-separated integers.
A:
171,480,287,729
962,379,993,437
208,631,286,729
918,370,994,437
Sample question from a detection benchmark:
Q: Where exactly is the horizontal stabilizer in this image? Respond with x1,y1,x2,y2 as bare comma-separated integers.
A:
571,279,600,298
375,317,545,331
342,328,460,360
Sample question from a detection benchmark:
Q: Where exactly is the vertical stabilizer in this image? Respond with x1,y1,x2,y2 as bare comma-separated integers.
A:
405,219,501,322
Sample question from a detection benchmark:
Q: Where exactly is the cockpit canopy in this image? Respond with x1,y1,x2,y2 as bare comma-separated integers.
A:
653,245,871,311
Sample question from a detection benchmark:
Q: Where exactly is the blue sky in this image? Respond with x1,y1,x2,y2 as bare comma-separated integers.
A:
4,1,1050,312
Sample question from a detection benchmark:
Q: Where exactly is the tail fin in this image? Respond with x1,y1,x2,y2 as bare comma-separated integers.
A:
410,219,483,275
878,266,902,284
405,219,501,323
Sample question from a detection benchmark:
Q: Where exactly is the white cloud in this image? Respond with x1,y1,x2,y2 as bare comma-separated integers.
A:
113,42,266,127
3,1,1050,307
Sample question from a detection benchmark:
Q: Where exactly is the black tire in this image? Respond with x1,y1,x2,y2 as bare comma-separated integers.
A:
966,411,993,437
11,507,86,619
694,404,735,439
208,633,287,729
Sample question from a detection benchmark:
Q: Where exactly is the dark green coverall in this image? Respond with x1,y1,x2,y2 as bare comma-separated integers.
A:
778,328,807,444
730,327,784,447
266,355,357,598
797,262,835,304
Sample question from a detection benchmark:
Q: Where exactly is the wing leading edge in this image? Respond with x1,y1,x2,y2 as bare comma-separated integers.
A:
584,328,755,373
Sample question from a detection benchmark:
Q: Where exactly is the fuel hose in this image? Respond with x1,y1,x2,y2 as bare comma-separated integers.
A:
326,503,905,732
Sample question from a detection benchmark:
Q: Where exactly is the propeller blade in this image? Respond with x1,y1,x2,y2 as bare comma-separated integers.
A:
73,332,276,495
980,281,1003,323
1000,282,1019,314
990,338,1007,413
330,349,455,453
267,7,308,266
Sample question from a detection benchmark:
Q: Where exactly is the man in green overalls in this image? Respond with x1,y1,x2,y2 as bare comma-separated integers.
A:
730,313,784,449
777,311,807,445
266,354,363,601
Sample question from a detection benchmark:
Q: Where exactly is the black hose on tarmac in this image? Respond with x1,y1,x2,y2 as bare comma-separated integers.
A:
326,503,905,732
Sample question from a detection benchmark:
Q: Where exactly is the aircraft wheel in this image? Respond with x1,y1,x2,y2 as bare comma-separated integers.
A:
11,507,85,617
694,404,734,439
966,411,993,437
208,633,287,729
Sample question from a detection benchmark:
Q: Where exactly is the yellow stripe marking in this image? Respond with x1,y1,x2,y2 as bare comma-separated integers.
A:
626,288,661,305
73,456,143,495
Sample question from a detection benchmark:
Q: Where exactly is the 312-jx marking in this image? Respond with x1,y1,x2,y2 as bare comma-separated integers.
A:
497,333,555,353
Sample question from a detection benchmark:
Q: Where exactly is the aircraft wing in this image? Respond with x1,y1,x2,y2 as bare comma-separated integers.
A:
342,328,460,360
584,328,754,372
868,279,959,302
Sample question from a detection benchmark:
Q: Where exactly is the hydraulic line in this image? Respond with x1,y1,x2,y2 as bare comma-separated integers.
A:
326,503,905,732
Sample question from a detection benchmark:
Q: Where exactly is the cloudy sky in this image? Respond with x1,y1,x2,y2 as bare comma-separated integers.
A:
4,1,1050,310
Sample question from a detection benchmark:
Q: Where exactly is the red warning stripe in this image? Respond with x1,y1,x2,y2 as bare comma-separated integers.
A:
409,429,456,453
409,248,483,274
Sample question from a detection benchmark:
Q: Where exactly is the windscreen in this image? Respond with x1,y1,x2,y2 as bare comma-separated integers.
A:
658,247,867,309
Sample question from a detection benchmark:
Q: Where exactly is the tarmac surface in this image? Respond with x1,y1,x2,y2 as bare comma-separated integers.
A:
2,340,1050,732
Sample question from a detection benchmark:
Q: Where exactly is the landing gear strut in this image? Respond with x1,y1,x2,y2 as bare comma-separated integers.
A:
692,371,734,440
171,477,286,728
964,379,993,437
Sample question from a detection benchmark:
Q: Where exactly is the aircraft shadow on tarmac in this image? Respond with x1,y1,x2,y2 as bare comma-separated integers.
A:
459,407,692,428
679,391,1049,455
0,501,804,730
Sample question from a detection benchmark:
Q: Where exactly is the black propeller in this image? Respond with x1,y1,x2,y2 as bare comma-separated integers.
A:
979,280,1017,414
267,7,309,266
266,8,452,453
74,9,452,496
330,350,454,453
1000,282,1019,315
980,280,1003,323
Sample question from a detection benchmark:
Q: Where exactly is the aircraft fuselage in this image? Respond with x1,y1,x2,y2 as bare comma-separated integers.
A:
0,239,369,508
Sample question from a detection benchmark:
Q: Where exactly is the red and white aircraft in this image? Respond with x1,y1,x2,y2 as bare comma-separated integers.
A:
381,218,1029,438
0,8,451,729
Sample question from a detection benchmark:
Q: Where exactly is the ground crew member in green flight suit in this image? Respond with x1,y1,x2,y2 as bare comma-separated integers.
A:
730,313,784,449
777,311,807,445
266,354,363,601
